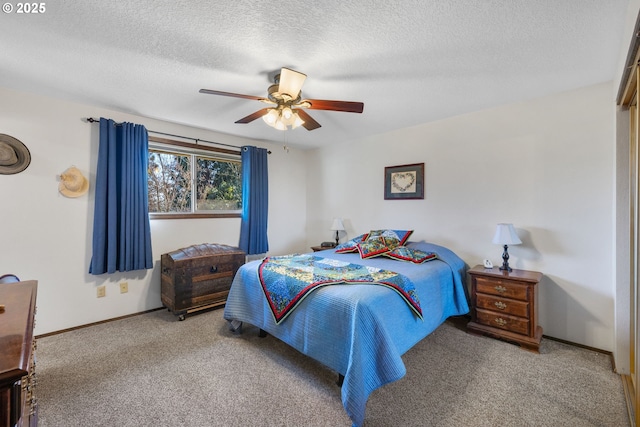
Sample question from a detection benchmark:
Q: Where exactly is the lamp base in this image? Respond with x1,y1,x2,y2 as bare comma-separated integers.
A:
500,244,512,272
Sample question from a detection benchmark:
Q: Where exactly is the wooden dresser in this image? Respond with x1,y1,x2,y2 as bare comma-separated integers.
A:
0,281,38,427
466,265,543,352
161,244,245,320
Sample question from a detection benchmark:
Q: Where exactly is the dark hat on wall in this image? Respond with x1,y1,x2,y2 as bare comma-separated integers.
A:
0,134,31,175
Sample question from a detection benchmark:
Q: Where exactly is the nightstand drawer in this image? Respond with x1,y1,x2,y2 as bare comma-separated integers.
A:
476,308,529,335
476,293,529,318
476,277,529,301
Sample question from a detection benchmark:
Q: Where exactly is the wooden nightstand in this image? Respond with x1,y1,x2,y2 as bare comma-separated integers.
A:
466,265,543,353
311,244,335,252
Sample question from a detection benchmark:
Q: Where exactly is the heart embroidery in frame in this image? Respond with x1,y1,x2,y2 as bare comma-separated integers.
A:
391,172,416,193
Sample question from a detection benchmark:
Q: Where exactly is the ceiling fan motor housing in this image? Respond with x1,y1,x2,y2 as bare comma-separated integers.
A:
267,82,300,104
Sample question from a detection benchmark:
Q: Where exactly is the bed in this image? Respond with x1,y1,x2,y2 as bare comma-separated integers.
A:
223,237,469,427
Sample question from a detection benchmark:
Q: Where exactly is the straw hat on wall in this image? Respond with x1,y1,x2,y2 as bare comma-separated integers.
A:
0,134,31,175
59,166,89,197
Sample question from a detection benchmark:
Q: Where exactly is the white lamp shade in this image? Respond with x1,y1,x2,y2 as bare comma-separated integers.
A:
330,218,345,231
492,223,522,245
282,107,293,120
262,108,279,125
291,113,305,129
278,68,307,99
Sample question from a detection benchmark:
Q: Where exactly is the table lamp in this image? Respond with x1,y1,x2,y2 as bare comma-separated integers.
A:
492,223,522,272
330,218,345,246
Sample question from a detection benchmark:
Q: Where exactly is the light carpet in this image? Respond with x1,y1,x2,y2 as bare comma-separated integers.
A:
35,308,629,426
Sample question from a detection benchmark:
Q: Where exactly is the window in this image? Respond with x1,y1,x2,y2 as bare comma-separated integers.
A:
147,139,242,219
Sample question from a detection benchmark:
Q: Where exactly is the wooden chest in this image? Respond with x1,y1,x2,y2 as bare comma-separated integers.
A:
466,265,543,352
161,243,245,320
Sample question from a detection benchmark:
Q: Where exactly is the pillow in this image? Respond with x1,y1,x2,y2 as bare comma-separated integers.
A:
384,246,437,264
356,236,393,259
366,229,414,246
335,233,369,253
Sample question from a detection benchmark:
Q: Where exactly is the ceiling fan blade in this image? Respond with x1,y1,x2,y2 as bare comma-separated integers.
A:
278,68,306,99
199,89,269,102
235,108,271,124
302,99,364,113
296,109,321,131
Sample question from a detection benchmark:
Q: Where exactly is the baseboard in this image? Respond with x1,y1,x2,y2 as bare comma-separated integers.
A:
541,334,611,357
35,306,165,339
449,314,613,354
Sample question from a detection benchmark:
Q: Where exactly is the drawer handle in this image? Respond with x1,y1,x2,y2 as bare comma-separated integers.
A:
494,301,507,310
494,285,507,293
494,317,507,326
210,265,218,273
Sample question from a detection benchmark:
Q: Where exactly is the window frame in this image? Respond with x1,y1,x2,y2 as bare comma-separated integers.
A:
147,136,242,220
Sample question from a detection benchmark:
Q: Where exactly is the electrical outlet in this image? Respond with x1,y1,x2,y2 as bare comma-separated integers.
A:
97,285,106,298
120,282,128,294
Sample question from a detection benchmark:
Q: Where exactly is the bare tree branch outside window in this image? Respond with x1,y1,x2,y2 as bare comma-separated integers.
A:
148,149,241,214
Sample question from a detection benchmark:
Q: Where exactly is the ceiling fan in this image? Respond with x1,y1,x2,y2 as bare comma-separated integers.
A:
199,68,364,131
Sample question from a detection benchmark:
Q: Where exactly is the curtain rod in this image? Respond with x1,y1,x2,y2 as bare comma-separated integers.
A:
84,117,271,154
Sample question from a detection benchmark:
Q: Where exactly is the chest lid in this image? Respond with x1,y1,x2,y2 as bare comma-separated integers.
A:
165,243,245,263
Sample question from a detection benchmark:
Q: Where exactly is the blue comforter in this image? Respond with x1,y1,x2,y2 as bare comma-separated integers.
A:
223,242,469,426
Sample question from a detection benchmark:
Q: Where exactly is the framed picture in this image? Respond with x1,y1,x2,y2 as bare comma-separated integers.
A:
384,163,424,200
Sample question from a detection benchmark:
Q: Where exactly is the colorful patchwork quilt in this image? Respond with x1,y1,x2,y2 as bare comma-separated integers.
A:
258,253,423,324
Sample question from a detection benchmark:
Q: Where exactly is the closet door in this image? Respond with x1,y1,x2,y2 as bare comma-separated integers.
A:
619,48,640,425
625,69,640,426
617,13,640,426
631,94,638,423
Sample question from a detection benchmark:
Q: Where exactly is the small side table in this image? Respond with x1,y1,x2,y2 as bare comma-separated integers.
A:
466,265,543,353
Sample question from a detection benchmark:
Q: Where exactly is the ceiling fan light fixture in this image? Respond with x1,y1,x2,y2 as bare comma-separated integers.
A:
291,113,305,129
274,120,287,131
261,107,305,131
282,107,293,120
262,108,279,125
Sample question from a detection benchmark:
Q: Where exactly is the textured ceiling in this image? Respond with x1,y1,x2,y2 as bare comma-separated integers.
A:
0,1,631,149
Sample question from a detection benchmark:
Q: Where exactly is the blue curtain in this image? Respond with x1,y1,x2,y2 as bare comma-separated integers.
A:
89,118,153,275
239,146,269,255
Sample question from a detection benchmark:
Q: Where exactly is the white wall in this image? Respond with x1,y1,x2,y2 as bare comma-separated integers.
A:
307,82,615,351
0,86,308,335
